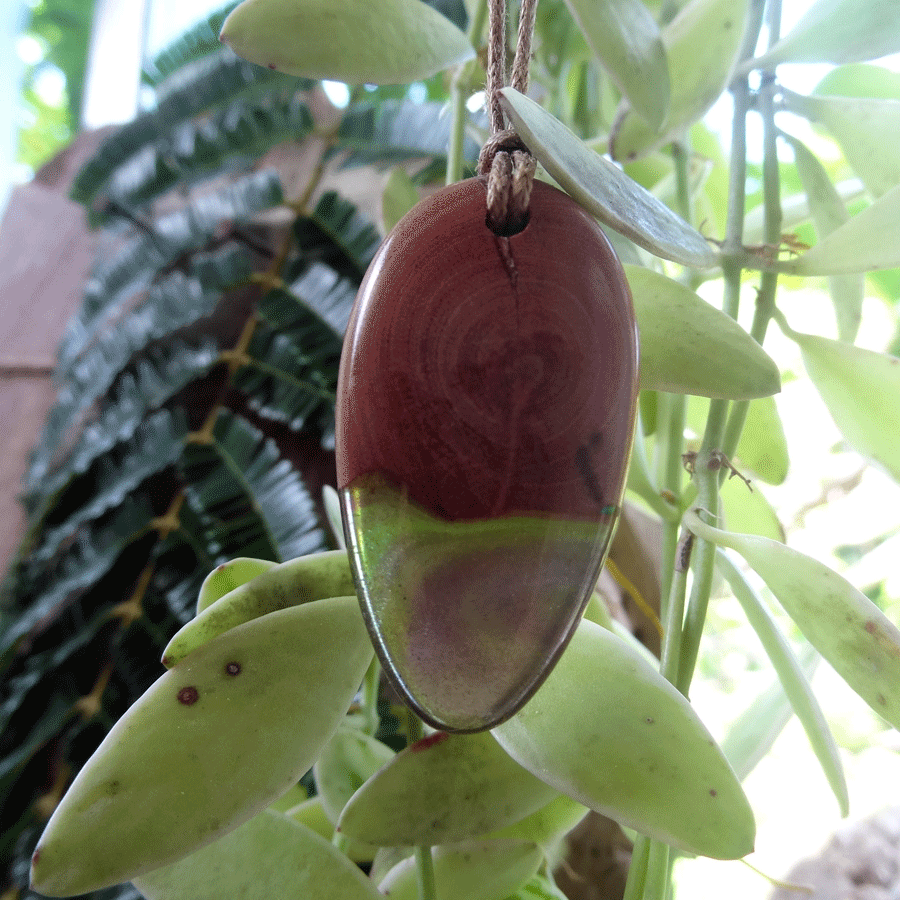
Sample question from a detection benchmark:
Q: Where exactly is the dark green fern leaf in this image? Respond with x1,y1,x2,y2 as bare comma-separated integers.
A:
180,410,327,564
336,99,480,168
294,191,381,279
105,92,314,209
31,409,189,567
72,48,305,207
23,340,218,505
144,2,242,84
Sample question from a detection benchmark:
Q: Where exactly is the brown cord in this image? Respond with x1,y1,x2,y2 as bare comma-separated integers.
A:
480,0,539,235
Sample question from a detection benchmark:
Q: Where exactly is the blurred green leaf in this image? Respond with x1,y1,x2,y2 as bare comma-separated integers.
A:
746,0,900,71
499,89,717,267
720,477,784,542
783,323,900,482
378,841,543,900
717,551,848,815
30,597,373,896
195,558,278,614
221,0,474,84
133,810,383,899
736,396,789,485
787,183,900,275
492,619,756,860
627,266,781,399
610,0,749,159
381,167,420,233
815,62,900,100
563,0,669,129
685,510,900,733
338,732,558,846
782,129,864,341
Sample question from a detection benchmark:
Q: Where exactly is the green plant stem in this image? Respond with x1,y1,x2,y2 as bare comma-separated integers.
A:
447,0,488,184
361,656,382,736
416,846,437,900
621,835,651,900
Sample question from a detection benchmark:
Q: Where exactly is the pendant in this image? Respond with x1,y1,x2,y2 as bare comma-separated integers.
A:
336,177,639,732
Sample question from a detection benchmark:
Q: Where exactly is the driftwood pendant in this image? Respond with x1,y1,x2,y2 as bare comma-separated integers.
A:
336,177,639,732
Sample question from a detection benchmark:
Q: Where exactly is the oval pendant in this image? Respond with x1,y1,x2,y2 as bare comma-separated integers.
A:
336,177,639,732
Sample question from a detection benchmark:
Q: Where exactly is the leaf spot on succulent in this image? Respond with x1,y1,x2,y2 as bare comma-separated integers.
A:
645,717,654,724
177,686,199,705
225,661,242,676
709,788,718,797
411,732,450,752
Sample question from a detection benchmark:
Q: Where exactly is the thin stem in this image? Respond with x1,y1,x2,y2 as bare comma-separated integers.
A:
621,835,651,900
416,846,437,900
447,0,489,184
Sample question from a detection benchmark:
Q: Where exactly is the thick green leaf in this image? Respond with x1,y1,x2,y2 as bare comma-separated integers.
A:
221,0,474,84
783,129,864,341
627,266,781,399
195,557,278,614
610,0,749,160
338,732,558,846
164,550,355,665
30,597,374,896
720,477,784,542
737,396,789,485
314,729,395,824
485,794,589,848
133,810,383,900
746,0,900,71
787,183,900,275
685,510,900,733
563,0,669,129
499,89,717,267
378,841,543,900
784,90,900,200
492,619,755,860
381,166,420,233
717,551,848,815
323,485,346,549
784,324,900,482
815,62,900,101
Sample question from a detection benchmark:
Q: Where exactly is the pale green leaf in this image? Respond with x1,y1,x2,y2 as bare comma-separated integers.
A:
736,396,789,485
610,0,749,160
221,0,475,84
381,166,420,233
499,89,717,267
163,550,356,666
746,0,900,71
30,598,374,896
626,265,781,399
784,323,900,482
133,810,383,900
338,731,558,846
782,129,864,341
685,510,900,733
314,728,395,824
323,484,346,549
563,0,669,129
815,62,900,101
717,551,848,815
196,557,278,614
379,841,543,900
783,90,900,199
286,796,380,863
720,477,784,543
485,794,589,848
787,183,900,275
492,619,756,860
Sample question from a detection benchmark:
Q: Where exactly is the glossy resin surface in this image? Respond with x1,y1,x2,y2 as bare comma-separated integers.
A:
336,177,639,731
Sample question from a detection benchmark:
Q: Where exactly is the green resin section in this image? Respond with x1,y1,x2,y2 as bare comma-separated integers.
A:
342,473,617,732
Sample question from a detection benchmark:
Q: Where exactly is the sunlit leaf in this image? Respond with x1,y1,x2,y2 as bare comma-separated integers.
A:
338,732,558,846
610,0,749,160
786,183,900,275
815,62,900,101
784,89,900,200
221,0,474,84
736,396,789,485
717,551,848,815
133,810,383,900
378,841,543,900
627,266,781,399
492,619,755,860
720,477,784,542
195,557,278,614
563,0,669,129
746,0,900,71
781,129,864,341
164,551,356,666
30,598,373,896
685,510,900,733
781,322,900,482
499,89,717,267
